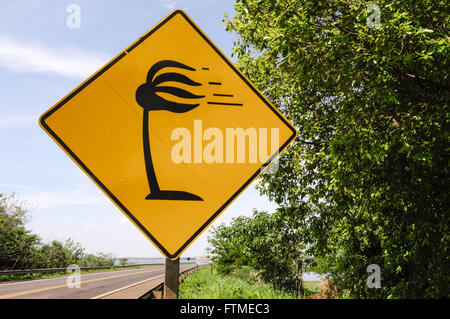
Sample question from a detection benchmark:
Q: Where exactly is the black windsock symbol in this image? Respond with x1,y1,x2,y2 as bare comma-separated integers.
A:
136,60,205,113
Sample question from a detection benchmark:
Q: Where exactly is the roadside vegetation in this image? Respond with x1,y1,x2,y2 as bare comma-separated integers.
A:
0,193,127,279
208,210,312,297
214,0,449,299
179,265,320,299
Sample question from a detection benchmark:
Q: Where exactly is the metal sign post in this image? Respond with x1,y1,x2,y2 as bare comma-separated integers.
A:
164,258,180,299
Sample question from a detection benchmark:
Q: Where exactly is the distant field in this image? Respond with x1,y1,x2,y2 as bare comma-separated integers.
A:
179,265,321,299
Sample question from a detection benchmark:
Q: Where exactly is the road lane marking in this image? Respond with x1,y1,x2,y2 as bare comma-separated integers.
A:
0,269,160,299
91,274,164,299
0,266,163,287
90,265,194,299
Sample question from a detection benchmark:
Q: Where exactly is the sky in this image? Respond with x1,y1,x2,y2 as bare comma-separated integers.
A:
0,0,279,258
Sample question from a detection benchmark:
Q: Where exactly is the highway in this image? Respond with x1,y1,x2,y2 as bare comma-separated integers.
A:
0,265,193,299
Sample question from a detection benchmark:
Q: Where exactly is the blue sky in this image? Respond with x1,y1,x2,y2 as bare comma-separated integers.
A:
0,0,278,258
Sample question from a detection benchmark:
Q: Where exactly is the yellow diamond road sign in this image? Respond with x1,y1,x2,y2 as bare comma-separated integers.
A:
39,10,297,259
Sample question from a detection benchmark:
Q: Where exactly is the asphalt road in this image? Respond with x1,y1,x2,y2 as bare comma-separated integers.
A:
0,265,192,299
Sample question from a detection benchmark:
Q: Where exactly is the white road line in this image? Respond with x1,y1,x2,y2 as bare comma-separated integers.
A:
0,269,162,299
90,265,195,299
0,266,163,287
91,274,164,299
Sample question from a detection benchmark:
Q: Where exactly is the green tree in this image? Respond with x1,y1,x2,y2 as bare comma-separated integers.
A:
119,258,128,266
38,238,84,268
78,252,115,267
225,0,449,298
208,215,250,275
208,208,311,293
1,192,116,271
0,194,40,270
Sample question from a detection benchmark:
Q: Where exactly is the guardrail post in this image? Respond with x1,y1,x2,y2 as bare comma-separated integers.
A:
164,258,179,299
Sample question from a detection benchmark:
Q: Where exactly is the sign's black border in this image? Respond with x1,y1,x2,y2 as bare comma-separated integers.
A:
39,10,297,259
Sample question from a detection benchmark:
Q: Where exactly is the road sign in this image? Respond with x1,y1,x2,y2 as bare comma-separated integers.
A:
196,256,212,266
39,10,297,259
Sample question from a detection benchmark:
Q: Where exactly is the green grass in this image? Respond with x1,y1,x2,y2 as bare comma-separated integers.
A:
303,281,321,294
180,265,304,299
0,264,163,282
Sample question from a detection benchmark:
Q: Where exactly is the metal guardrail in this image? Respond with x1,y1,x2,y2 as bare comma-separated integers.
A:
141,282,164,299
0,264,158,276
140,264,209,299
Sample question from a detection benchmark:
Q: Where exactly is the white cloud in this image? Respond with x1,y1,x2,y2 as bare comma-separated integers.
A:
0,35,110,78
0,115,37,129
21,179,109,210
119,216,133,226
22,188,106,210
0,183,33,191
161,1,178,10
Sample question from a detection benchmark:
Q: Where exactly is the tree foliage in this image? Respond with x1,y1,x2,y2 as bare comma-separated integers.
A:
0,194,40,269
224,0,449,298
208,208,312,292
38,239,85,268
0,193,116,270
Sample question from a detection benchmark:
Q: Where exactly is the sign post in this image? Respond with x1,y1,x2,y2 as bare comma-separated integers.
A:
164,258,180,299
